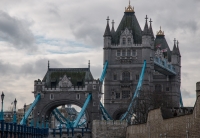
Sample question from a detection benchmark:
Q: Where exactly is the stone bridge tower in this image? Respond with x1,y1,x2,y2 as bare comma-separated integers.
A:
33,63,102,128
103,2,181,120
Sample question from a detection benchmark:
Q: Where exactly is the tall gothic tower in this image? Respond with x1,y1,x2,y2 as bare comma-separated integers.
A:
103,1,181,120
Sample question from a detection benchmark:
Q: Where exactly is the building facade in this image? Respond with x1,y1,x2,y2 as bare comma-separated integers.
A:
103,1,181,120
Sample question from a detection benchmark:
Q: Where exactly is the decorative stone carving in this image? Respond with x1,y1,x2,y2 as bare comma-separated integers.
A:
59,75,72,88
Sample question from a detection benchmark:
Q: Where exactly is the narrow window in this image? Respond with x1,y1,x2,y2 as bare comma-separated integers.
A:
122,91,130,99
50,94,54,100
113,74,117,80
76,94,80,100
136,75,139,80
93,85,96,89
116,93,121,99
122,71,130,81
122,50,126,57
117,50,121,56
128,38,131,45
127,50,131,56
122,38,126,45
166,87,170,92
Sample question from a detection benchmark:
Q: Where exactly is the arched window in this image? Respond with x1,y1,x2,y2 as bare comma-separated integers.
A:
122,38,126,45
122,71,130,81
155,84,162,92
128,38,131,45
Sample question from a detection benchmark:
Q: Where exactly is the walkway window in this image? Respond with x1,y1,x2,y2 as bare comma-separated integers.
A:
128,38,131,45
122,38,126,45
155,84,162,92
122,71,130,81
50,94,54,100
122,91,130,99
117,50,121,56
122,50,126,57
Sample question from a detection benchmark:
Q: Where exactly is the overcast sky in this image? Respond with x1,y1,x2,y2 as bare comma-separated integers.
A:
0,0,199,110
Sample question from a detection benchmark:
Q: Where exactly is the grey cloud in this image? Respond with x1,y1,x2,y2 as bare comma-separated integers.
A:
181,88,194,98
0,11,36,50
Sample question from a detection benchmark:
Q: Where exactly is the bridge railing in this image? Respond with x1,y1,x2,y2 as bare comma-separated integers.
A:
0,121,49,138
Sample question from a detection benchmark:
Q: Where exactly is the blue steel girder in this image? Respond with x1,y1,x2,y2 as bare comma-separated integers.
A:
120,60,146,121
100,61,108,83
100,102,112,120
55,108,72,128
20,94,41,125
154,57,176,76
52,110,66,124
73,93,92,128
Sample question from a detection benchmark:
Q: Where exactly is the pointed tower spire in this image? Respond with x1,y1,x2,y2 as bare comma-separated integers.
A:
172,38,177,54
88,60,90,70
48,61,50,70
143,15,149,35
111,20,115,33
176,40,181,55
103,16,111,37
149,18,154,39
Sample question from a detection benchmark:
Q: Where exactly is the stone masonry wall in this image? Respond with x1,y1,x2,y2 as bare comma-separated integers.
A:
126,96,200,138
92,120,127,138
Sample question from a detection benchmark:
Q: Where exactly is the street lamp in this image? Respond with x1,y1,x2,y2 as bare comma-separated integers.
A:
23,103,26,125
13,98,17,123
0,92,5,121
45,115,49,128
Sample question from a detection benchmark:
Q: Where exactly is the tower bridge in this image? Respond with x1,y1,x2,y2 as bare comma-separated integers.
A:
0,1,185,138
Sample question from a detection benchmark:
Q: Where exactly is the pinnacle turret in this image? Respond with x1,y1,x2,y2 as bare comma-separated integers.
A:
176,40,181,56
103,16,111,37
143,15,150,35
111,20,115,33
149,18,154,39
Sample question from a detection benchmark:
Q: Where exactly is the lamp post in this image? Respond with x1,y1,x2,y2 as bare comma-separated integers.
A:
0,92,5,121
13,98,17,123
42,115,44,128
23,104,26,125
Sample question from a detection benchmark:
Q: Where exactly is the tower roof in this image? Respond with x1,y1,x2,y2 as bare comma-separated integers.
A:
112,1,142,44
155,27,171,61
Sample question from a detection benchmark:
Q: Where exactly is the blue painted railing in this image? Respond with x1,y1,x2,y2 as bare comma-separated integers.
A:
100,61,108,82
73,94,92,128
100,102,112,120
0,121,48,137
121,60,146,120
20,94,41,125
154,57,176,75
